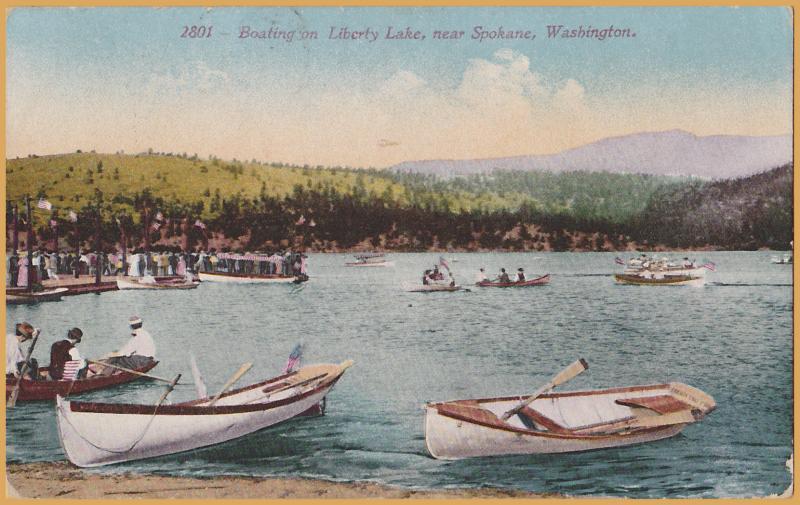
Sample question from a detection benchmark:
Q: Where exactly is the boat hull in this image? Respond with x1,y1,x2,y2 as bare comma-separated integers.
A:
6,287,69,305
345,261,394,267
56,362,350,467
116,278,198,290
198,271,304,284
477,274,550,287
424,382,714,460
6,361,159,402
614,274,704,286
406,284,462,292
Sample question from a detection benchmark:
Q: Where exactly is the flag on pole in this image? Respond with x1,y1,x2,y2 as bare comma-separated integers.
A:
614,257,625,265
37,198,52,211
295,215,306,225
701,261,716,272
194,219,206,230
282,343,304,373
68,210,78,222
439,256,450,272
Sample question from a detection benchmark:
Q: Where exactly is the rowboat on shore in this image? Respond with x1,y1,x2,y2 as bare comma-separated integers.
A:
56,361,353,467
197,271,308,284
477,274,551,288
116,276,199,290
614,273,704,286
6,360,159,402
424,381,715,460
6,287,69,305
345,252,394,267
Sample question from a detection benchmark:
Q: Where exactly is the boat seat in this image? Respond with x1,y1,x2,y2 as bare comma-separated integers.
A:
517,406,573,434
615,395,693,414
435,403,514,430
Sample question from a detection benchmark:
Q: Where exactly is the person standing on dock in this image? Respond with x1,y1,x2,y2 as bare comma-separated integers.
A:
8,250,19,287
49,328,87,380
6,323,39,379
16,256,28,288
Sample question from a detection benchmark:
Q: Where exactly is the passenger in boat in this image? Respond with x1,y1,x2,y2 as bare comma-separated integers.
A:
515,268,526,282
498,268,511,283
432,266,443,281
449,272,456,287
682,257,692,268
422,269,431,285
98,316,157,374
49,327,87,380
6,323,39,379
475,268,487,283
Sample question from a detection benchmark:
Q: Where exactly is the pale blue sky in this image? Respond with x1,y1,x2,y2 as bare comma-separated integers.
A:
7,7,793,167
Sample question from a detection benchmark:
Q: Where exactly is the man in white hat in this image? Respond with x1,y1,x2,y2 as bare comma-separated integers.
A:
100,316,156,372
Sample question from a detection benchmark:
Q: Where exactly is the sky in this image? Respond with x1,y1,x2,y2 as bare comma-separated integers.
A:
6,7,793,168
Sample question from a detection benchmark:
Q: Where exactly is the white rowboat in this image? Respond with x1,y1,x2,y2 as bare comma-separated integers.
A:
116,277,199,290
197,271,304,284
56,361,352,467
425,382,715,460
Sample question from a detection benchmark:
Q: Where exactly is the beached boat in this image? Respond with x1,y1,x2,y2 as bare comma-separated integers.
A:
614,273,704,286
116,276,199,290
198,271,308,284
477,274,551,287
6,287,69,305
56,361,353,467
424,382,715,460
345,252,394,267
5,360,159,402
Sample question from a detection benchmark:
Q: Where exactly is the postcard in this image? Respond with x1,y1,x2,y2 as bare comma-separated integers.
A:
4,5,793,499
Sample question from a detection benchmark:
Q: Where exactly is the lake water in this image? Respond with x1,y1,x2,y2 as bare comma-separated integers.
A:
6,252,793,498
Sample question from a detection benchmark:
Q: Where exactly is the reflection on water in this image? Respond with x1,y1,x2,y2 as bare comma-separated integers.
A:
6,252,793,497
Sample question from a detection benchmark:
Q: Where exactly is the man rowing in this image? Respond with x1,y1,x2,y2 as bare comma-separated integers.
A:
96,316,157,374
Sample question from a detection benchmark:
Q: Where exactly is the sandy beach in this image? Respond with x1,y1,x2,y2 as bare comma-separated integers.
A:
7,462,555,499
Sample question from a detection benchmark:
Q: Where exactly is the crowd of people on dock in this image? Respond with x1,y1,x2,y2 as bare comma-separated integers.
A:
5,248,308,287
6,316,156,381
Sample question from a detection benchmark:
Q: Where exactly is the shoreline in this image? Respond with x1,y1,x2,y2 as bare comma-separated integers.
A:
6,462,557,499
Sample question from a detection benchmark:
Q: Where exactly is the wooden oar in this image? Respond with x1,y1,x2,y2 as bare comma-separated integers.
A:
155,374,182,406
208,363,252,406
573,409,698,435
88,359,173,384
8,330,41,408
501,358,588,421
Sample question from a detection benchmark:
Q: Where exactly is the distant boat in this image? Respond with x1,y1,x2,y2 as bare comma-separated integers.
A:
345,252,394,267
405,282,463,293
614,273,704,286
771,255,792,264
198,271,307,284
477,274,551,288
116,276,199,290
424,382,715,460
6,287,68,305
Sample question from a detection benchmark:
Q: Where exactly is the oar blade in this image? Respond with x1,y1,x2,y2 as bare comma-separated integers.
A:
550,358,588,388
629,409,697,430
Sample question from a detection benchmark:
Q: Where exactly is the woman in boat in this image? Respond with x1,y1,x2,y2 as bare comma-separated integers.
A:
475,268,487,283
49,327,87,380
6,322,39,380
422,269,431,285
515,268,526,282
498,268,511,283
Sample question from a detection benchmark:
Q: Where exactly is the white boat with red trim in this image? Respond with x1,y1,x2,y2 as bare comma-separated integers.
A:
56,361,353,467
425,381,715,460
197,271,307,284
116,276,199,290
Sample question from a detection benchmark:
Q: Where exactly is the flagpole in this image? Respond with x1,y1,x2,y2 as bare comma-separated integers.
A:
95,205,102,285
52,210,59,252
118,215,127,276
25,196,33,291
12,204,18,253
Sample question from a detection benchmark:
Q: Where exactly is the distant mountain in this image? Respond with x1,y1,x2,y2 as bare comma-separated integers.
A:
390,130,792,179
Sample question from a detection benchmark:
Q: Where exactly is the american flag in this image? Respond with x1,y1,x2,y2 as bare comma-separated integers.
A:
295,215,306,225
701,261,716,272
614,257,625,265
68,210,78,223
194,220,206,229
37,198,52,211
282,343,304,374
439,256,450,272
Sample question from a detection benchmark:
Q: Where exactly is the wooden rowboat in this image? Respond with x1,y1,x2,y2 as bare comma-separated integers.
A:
614,274,704,286
406,283,463,293
56,361,353,467
5,360,159,402
197,271,307,284
116,277,199,290
6,287,69,305
425,382,715,460
477,274,551,288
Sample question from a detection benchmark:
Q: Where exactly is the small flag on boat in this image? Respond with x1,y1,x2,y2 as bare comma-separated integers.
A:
283,343,304,374
701,262,716,272
37,198,52,211
295,215,306,225
439,256,450,272
68,210,78,222
194,219,206,229
614,257,625,265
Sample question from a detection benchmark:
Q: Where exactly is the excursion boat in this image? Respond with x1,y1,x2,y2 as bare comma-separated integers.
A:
424,381,715,460
198,271,308,284
614,273,704,286
6,287,69,305
477,274,551,288
345,252,394,267
56,361,353,467
116,276,199,290
5,360,159,402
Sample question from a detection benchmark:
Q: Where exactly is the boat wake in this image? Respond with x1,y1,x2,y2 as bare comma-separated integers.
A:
709,282,793,287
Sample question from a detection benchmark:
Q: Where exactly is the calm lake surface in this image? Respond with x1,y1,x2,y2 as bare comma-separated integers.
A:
6,252,793,498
